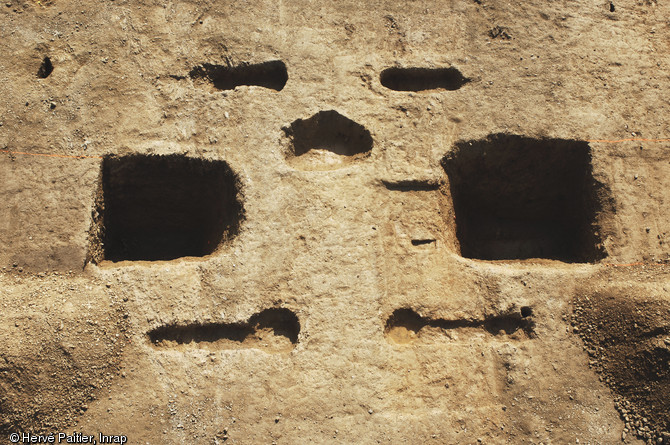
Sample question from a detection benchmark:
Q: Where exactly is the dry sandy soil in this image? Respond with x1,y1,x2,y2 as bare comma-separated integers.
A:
1,0,670,443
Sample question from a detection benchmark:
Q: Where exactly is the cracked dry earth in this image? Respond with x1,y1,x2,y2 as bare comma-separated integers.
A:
1,0,670,444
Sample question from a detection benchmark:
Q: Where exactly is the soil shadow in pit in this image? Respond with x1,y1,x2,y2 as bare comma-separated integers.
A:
442,134,610,263
92,154,243,263
573,291,670,438
283,110,373,170
380,67,470,91
37,56,53,78
385,307,534,344
188,60,288,91
148,308,300,353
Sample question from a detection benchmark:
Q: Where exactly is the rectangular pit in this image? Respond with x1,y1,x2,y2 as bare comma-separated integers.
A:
95,154,242,262
442,134,607,262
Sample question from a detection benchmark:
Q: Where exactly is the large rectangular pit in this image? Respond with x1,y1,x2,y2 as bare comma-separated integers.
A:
96,154,242,262
442,134,607,262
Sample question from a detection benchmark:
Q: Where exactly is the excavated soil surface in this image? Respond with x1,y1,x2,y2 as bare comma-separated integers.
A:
1,0,670,443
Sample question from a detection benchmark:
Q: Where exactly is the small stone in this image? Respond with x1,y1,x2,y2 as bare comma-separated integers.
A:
368,409,373,414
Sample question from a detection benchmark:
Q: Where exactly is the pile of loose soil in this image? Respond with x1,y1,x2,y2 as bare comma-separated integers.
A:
573,289,670,443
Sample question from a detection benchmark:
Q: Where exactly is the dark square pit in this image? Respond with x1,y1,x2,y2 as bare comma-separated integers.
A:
100,154,242,262
442,134,606,262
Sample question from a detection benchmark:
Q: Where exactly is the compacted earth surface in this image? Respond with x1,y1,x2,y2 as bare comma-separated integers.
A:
1,0,669,443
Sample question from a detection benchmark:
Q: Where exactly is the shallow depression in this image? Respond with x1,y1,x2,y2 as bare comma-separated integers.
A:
385,308,534,344
148,308,300,353
283,110,373,170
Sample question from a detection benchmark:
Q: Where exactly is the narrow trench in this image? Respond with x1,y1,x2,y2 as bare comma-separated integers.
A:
385,307,534,344
188,60,288,91
148,308,300,353
380,67,469,91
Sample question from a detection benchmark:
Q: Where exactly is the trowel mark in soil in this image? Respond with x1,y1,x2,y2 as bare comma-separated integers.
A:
37,56,53,78
380,67,469,91
188,60,288,91
385,307,534,344
148,308,300,353
283,110,373,170
411,239,436,246
442,134,610,262
382,179,441,192
91,154,243,262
